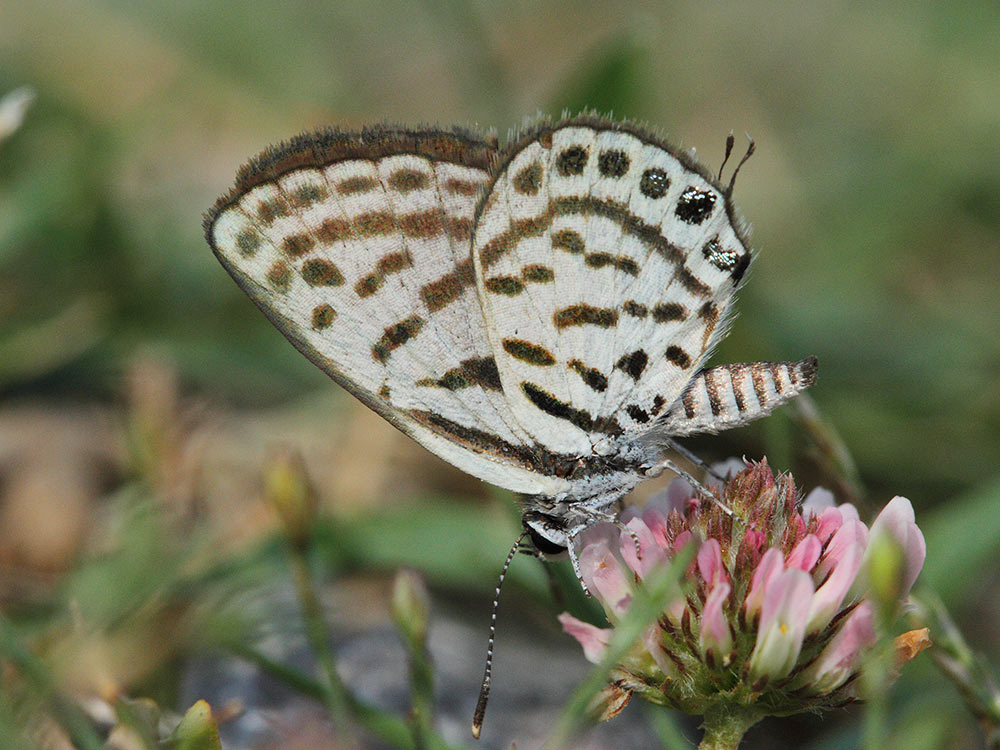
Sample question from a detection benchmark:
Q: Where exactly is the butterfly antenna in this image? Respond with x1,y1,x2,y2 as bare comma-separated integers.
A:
726,133,756,197
472,530,527,739
718,131,736,182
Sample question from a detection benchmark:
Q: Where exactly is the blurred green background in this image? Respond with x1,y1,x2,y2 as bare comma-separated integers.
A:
1,0,998,748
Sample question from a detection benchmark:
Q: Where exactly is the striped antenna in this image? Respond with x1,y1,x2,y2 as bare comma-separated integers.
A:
472,530,528,740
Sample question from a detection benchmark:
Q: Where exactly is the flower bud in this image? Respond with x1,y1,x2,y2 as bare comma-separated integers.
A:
263,447,317,548
391,569,430,650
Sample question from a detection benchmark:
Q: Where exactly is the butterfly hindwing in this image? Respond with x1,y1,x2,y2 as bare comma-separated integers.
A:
206,127,568,495
472,118,752,455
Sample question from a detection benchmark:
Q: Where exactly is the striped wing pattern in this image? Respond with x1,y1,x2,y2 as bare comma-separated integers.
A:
473,123,751,455
207,128,568,496
206,117,816,506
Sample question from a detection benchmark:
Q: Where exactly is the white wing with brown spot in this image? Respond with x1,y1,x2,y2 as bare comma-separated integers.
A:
207,128,569,496
472,120,752,455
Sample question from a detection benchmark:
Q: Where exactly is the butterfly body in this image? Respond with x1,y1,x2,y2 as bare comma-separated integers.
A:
206,116,816,555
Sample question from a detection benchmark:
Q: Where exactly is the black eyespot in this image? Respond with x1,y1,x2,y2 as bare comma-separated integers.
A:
598,149,629,178
676,186,717,224
556,146,588,176
640,168,670,198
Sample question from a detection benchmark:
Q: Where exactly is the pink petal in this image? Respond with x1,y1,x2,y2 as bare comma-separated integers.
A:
579,541,632,617
558,613,612,664
838,503,861,523
787,534,822,572
793,600,876,695
665,596,688,626
697,538,728,588
575,521,621,553
642,625,676,677
867,496,926,598
816,519,868,581
699,582,733,658
748,568,815,681
665,477,698,509
642,508,670,549
814,507,845,544
742,529,767,558
644,484,692,520
620,517,668,579
745,547,784,621
806,538,864,633
673,529,694,554
802,487,836,516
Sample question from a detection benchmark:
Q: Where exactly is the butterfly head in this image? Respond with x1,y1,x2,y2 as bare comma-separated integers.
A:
521,509,570,555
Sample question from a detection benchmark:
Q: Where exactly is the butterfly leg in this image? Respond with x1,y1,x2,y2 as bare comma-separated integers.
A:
564,526,594,596
649,458,735,517
664,438,726,483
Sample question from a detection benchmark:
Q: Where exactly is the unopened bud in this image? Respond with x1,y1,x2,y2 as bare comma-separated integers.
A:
264,448,317,548
391,569,430,649
866,533,905,620
165,699,222,750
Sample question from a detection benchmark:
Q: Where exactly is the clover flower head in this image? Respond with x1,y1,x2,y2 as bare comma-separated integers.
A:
559,460,929,727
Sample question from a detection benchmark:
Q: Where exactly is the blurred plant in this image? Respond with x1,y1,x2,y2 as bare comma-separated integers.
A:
391,569,436,746
262,447,357,747
102,698,222,750
558,461,930,749
0,86,34,144
912,591,1000,748
252,448,455,750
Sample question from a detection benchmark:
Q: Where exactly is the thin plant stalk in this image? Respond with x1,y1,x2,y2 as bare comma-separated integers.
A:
285,544,357,748
404,629,435,748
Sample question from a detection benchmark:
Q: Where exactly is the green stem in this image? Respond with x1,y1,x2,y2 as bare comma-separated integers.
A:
406,637,436,749
861,638,893,750
698,705,760,750
286,543,356,747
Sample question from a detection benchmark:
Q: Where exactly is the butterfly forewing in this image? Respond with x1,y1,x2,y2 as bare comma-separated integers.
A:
472,120,751,455
207,129,567,496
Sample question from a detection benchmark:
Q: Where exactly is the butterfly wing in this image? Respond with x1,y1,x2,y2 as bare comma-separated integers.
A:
206,126,569,496
472,117,752,454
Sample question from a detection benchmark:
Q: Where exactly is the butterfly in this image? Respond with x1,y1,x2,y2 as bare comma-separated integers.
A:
205,114,815,566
